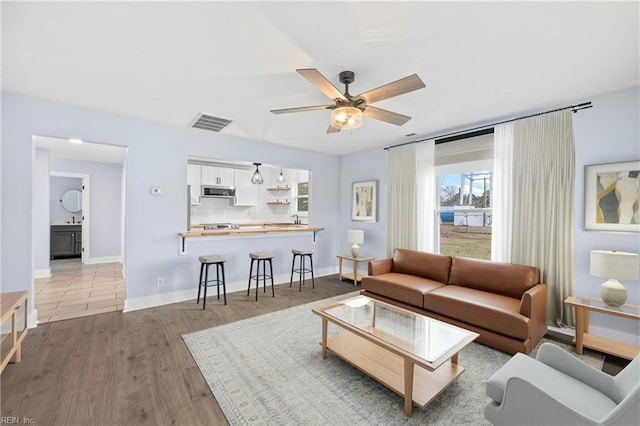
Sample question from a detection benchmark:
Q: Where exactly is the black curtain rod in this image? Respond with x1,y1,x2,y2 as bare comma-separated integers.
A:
383,101,592,150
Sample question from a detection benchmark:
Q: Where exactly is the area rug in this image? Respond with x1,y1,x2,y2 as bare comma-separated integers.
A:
183,293,604,425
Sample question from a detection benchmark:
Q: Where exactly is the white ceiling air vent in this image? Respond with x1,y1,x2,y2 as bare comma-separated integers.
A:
190,113,233,132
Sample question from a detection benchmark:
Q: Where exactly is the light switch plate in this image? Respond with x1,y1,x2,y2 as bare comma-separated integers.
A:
151,187,165,195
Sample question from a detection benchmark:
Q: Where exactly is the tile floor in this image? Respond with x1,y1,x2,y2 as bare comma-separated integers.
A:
35,258,126,323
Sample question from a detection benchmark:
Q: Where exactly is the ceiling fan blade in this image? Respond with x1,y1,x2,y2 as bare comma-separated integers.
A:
270,105,333,114
326,124,341,134
297,68,347,101
355,74,425,104
363,106,412,126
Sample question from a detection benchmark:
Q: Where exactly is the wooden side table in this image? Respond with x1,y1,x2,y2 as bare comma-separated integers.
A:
1,291,29,373
564,295,640,360
336,254,374,285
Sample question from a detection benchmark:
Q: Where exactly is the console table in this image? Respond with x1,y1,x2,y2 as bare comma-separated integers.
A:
336,254,374,285
564,295,640,360
1,291,28,373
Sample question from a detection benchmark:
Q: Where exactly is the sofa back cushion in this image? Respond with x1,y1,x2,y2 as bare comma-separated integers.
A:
448,257,540,298
392,249,451,283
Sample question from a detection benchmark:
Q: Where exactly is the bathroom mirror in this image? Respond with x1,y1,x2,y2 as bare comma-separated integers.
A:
61,189,82,213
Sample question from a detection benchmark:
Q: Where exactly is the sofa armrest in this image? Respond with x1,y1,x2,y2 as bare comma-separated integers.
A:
368,258,392,276
519,283,547,346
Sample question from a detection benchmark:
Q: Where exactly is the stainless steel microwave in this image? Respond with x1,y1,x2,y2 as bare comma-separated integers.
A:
201,185,236,198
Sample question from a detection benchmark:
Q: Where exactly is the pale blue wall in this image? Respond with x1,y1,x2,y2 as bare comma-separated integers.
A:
1,92,341,314
33,148,50,271
340,147,388,276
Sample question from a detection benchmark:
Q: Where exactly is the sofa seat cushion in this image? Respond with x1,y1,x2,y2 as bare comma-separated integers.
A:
487,353,617,421
362,273,445,308
423,285,529,339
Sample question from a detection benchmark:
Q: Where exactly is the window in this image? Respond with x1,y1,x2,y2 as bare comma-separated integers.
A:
435,133,494,260
293,181,308,215
438,172,492,260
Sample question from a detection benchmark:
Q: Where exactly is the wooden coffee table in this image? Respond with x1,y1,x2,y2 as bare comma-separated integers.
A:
312,295,478,416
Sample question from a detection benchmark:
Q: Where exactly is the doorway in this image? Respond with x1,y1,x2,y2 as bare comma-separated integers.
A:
49,172,89,264
32,135,127,323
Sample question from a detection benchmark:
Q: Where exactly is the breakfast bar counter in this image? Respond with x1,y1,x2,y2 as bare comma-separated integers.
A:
180,224,324,238
179,224,324,254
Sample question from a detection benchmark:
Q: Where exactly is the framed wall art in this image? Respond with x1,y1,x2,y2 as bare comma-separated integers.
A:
584,160,640,232
351,180,377,222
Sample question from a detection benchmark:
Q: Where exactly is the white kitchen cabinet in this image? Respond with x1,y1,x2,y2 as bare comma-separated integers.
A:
233,169,257,206
201,165,234,187
187,164,202,205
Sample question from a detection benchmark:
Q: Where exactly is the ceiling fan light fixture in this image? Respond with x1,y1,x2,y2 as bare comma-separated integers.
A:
331,106,363,130
251,162,264,184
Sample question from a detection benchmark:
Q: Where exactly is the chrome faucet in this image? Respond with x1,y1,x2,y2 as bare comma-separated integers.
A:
292,214,300,225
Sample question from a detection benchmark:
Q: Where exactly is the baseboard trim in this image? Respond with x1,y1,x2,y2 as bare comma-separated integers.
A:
34,268,52,278
123,267,339,313
29,309,38,329
88,256,122,264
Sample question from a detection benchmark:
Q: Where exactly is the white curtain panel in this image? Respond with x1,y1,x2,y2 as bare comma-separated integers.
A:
512,110,575,327
387,143,418,256
491,123,514,262
416,140,436,252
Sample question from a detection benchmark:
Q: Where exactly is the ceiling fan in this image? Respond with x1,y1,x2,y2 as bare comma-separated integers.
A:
271,68,426,133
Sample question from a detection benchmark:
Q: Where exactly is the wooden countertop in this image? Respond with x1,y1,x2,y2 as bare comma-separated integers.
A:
180,225,324,238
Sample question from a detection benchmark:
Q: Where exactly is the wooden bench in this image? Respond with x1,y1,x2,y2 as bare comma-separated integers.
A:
1,291,28,373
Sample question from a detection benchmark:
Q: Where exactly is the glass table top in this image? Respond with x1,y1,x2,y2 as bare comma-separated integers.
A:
569,295,640,317
319,296,477,363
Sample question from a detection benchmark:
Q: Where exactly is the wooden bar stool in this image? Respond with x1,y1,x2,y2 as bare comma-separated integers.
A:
197,255,227,309
290,249,314,292
247,252,275,300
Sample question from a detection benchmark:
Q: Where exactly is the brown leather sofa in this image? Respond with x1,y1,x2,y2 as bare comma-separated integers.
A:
361,248,547,354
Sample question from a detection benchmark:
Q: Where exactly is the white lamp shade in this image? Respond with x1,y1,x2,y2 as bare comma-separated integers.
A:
347,230,364,244
590,250,640,281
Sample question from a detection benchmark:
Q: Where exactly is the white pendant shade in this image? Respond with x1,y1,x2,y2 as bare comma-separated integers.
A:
251,163,263,184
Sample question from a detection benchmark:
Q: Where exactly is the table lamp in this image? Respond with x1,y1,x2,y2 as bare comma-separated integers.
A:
348,230,364,258
590,250,640,307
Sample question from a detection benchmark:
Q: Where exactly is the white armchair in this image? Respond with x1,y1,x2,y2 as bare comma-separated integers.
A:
484,342,639,425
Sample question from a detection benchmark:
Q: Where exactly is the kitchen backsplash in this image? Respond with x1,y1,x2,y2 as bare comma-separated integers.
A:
190,197,300,224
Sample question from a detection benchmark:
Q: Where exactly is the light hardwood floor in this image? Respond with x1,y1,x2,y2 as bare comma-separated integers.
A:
35,259,125,323
1,275,357,425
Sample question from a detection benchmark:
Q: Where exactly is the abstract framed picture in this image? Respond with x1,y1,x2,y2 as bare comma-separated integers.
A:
584,161,640,232
351,180,377,222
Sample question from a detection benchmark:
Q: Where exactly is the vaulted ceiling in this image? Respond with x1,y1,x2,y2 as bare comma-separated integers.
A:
3,2,638,155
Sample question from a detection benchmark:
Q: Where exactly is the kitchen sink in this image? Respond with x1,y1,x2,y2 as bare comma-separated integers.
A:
203,223,240,230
